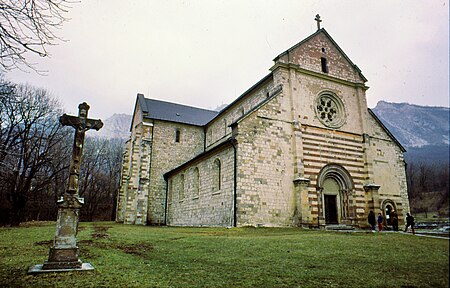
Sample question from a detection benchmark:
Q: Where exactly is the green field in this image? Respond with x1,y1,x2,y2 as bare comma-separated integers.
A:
0,222,448,287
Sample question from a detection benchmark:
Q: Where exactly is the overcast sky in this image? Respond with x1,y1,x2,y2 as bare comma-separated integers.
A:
5,0,449,119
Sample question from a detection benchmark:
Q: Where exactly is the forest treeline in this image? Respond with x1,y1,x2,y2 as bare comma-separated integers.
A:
1,75,448,226
0,77,123,226
407,161,449,218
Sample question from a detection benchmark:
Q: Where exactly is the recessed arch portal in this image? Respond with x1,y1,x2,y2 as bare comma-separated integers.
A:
317,164,354,224
381,199,397,226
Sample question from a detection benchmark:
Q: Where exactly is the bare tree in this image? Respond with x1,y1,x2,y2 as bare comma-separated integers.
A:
78,137,123,221
0,0,70,71
407,160,449,217
0,82,69,225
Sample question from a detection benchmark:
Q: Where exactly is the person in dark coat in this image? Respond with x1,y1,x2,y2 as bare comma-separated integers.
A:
391,210,399,231
368,210,376,230
377,213,384,232
404,212,415,235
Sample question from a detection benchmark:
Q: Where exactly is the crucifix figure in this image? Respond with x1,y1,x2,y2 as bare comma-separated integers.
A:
315,14,322,30
60,102,103,197
29,102,102,273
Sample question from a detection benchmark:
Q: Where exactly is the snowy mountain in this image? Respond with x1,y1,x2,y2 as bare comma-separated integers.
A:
372,101,449,148
87,113,132,140
372,101,449,164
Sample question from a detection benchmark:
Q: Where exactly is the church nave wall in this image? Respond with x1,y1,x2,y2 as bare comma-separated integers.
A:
205,79,274,150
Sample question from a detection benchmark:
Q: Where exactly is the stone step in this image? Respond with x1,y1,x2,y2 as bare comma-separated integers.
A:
325,224,355,231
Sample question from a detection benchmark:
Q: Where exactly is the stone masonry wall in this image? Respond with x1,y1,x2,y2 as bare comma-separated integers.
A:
270,62,370,227
367,114,409,223
235,90,297,227
276,32,365,84
301,125,366,225
120,120,153,225
205,79,274,150
116,138,131,222
291,72,367,136
148,120,205,224
166,145,235,226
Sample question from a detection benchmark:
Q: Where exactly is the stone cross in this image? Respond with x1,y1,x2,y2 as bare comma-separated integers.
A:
29,102,102,273
315,14,322,30
60,102,103,196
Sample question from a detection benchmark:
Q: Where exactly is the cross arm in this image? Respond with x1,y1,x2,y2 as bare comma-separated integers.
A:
59,114,103,131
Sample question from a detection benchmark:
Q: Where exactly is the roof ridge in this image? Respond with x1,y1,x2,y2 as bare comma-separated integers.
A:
145,97,219,113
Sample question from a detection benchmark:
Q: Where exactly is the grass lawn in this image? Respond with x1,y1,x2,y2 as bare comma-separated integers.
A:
0,222,448,287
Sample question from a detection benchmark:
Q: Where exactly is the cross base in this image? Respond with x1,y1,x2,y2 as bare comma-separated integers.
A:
28,246,95,274
43,247,82,269
28,263,94,274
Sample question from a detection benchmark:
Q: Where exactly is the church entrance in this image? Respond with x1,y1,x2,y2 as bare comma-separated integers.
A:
324,195,338,224
317,164,354,227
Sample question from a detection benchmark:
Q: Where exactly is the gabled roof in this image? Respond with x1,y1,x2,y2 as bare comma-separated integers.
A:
205,73,273,125
273,28,367,82
137,94,218,126
367,108,406,152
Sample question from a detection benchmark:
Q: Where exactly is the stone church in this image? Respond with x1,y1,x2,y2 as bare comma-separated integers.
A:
116,25,409,229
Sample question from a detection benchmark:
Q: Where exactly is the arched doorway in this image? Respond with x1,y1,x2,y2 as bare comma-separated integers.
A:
323,178,340,224
317,164,353,225
382,200,397,228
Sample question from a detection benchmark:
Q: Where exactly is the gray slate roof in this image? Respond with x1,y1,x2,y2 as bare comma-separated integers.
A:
138,94,218,126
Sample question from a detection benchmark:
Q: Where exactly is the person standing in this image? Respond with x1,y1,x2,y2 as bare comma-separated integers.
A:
377,213,384,232
404,212,415,235
368,210,376,230
391,210,399,231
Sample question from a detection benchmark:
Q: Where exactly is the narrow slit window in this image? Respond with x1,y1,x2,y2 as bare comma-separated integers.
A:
193,167,199,198
321,57,329,73
175,129,181,143
213,159,221,192
179,174,185,201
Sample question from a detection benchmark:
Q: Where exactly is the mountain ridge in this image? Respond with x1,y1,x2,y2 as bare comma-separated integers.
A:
371,101,449,164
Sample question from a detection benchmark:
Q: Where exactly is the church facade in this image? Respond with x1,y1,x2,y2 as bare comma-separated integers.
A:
116,28,409,228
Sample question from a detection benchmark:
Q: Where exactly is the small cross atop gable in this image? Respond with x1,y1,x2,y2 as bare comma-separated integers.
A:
273,29,367,84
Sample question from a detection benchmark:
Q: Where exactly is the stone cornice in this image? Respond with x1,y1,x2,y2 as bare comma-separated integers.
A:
270,62,369,90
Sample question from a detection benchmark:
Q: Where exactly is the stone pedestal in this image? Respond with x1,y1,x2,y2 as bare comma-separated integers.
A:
28,195,94,274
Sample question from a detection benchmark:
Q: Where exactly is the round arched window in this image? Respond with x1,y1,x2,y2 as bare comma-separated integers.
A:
315,92,346,129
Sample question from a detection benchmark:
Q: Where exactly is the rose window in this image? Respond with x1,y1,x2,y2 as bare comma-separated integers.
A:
315,93,345,128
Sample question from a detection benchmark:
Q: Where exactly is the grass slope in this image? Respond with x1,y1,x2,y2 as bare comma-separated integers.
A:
0,222,448,287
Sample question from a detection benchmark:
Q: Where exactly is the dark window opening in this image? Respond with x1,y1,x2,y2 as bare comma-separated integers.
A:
321,57,329,73
322,47,326,53
213,159,221,192
175,129,181,143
